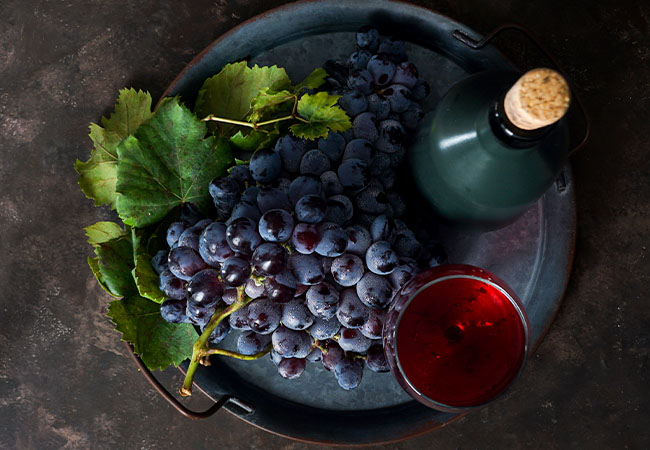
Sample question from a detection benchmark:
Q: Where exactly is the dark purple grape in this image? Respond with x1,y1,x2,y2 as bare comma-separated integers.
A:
168,247,208,281
352,112,379,142
270,350,283,366
393,231,422,259
290,223,320,255
151,250,168,275
338,327,372,353
209,177,240,217
166,221,189,247
186,299,217,328
334,358,364,390
295,194,327,224
187,269,223,305
322,59,350,91
237,331,271,355
250,147,282,183
345,225,372,257
159,269,187,300
305,282,339,319
288,175,323,206
309,316,341,340
240,186,260,204
220,256,252,287
343,139,373,162
411,78,430,101
322,341,345,371
392,61,418,89
347,69,373,95
245,278,265,299
281,298,314,330
226,217,262,255
318,132,345,162
320,171,344,196
177,223,207,251
180,202,204,226
325,195,354,225
247,298,281,335
356,272,394,309
331,254,365,287
288,253,325,285
259,209,294,243
369,150,391,176
275,177,292,194
264,270,297,303
389,264,416,289
277,358,306,379
370,214,393,242
306,346,322,362
347,49,372,70
256,186,291,214
355,181,390,215
300,149,330,176
208,320,230,345
199,222,235,266
400,103,424,130
315,223,347,257
275,135,306,173
366,241,399,275
356,26,380,52
229,201,261,223
229,306,251,331
228,164,253,188
366,93,390,121
336,288,371,328
221,287,238,305
251,242,288,276
160,298,188,323
272,326,311,358
337,158,369,191
360,309,386,339
378,37,407,63
366,344,389,372
382,84,412,113
339,90,368,117
367,53,396,87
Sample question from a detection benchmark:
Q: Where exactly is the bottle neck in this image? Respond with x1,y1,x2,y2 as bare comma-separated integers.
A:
488,97,553,149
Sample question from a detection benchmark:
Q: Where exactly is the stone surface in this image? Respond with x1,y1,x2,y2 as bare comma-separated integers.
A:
0,0,648,449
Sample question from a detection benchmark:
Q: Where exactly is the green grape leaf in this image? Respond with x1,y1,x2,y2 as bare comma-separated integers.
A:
132,254,166,303
293,68,328,91
75,89,154,208
107,295,198,371
87,257,113,296
85,221,126,246
248,88,294,124
229,122,280,152
115,98,232,228
94,233,138,298
194,61,291,136
289,92,351,140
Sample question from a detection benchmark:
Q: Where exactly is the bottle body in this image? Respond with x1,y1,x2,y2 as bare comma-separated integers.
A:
410,70,569,230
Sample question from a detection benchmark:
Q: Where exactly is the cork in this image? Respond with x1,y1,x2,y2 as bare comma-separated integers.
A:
503,68,570,130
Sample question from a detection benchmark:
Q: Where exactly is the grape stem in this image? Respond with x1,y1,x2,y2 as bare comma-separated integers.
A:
180,285,252,397
203,343,272,360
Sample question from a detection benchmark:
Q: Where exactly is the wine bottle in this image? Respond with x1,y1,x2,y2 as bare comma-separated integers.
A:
410,68,571,230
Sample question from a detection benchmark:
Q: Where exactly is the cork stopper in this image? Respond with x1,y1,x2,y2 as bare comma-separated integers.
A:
503,68,570,130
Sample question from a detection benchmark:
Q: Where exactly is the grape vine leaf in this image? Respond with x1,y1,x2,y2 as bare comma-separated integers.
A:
115,97,232,228
248,88,294,124
107,294,198,370
229,122,280,152
290,92,351,140
75,89,154,208
194,61,291,136
293,68,328,91
85,221,126,246
132,254,166,303
94,233,138,298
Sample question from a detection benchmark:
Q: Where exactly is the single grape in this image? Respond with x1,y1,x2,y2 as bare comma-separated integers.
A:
160,298,188,324
264,270,298,303
270,350,283,367
338,327,372,353
322,340,345,371
256,186,291,214
277,358,306,379
320,171,344,196
393,231,423,259
345,225,372,257
229,200,261,223
366,344,390,372
352,112,379,143
226,217,262,255
367,53,396,87
356,272,394,309
400,103,425,130
309,316,341,340
290,223,320,255
389,263,416,289
411,78,431,101
356,26,380,52
177,223,208,251
325,195,354,225
250,147,282,183
315,223,347,257
281,298,314,330
272,326,312,358
339,90,368,117
159,269,187,300
366,240,399,275
337,158,369,191
347,49,372,70
187,269,223,305
306,346,322,362
300,149,330,176
347,69,373,95
306,281,339,319
209,177,240,217
229,306,251,331
382,84,412,113
259,209,294,243
275,135,307,173
275,177,292,194
331,254,365,287
247,298,282,335
354,181,390,215
288,175,323,206
295,194,327,224
186,299,217,328
245,278,265,299
199,222,235,266
240,186,260,204
208,320,230,345
151,250,168,275
221,287,238,305
392,61,418,89
251,242,288,276
168,247,208,281
318,132,346,162
378,37,407,63
288,253,325,286
336,288,371,328
343,138,373,162
220,256,252,287
360,308,386,339
370,214,393,242
366,93,391,121
228,164,252,188
334,358,364,390
237,331,271,355
166,221,189,247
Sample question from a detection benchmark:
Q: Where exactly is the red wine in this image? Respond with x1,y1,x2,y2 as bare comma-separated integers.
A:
384,265,528,411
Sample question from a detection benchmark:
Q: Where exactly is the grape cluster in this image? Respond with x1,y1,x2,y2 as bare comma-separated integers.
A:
155,28,446,391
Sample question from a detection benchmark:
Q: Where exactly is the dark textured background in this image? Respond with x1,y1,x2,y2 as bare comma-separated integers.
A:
0,0,648,449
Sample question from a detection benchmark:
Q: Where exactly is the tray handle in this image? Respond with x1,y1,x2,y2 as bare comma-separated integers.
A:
452,23,590,156
125,342,254,419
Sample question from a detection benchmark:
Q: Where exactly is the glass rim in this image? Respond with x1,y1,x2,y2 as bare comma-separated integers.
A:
393,272,530,412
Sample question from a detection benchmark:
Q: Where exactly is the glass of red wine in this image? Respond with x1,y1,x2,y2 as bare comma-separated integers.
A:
383,264,530,413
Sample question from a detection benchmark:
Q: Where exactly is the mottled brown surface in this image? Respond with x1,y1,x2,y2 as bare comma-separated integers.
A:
0,0,648,449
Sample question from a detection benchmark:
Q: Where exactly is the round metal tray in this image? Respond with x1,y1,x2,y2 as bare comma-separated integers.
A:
146,0,576,445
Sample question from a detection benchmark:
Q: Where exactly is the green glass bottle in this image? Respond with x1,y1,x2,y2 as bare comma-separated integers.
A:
410,68,570,230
